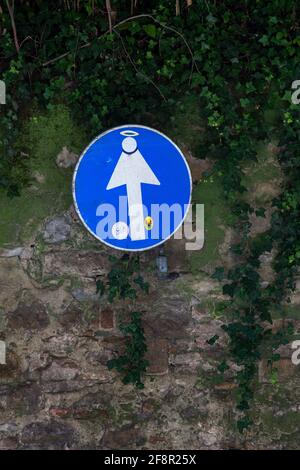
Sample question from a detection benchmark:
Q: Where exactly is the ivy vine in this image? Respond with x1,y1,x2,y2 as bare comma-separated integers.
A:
107,311,149,389
1,0,300,431
97,253,149,388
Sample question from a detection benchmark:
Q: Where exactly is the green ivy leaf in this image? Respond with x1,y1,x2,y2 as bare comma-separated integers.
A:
255,207,266,217
207,334,219,346
96,279,105,297
143,24,157,39
212,267,225,281
259,35,269,46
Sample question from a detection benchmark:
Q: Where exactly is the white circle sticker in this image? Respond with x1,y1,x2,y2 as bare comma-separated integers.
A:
112,221,129,240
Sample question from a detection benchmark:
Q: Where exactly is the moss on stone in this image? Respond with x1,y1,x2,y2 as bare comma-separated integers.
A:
245,142,281,182
280,430,300,449
169,95,206,153
174,277,196,301
65,228,103,251
261,410,300,435
271,303,300,321
255,386,292,408
189,176,233,272
197,298,231,319
0,105,87,246
242,141,283,205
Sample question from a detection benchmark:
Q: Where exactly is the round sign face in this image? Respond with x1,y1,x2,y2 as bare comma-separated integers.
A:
73,125,192,251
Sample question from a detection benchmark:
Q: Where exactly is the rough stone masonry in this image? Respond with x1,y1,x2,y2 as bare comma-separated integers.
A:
0,145,300,450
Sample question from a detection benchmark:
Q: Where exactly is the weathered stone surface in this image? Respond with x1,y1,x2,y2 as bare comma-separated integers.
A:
193,318,227,350
258,250,275,285
50,391,110,421
259,358,299,383
165,237,188,273
249,208,272,237
102,425,145,449
43,380,90,394
183,149,212,183
7,301,49,330
0,247,24,258
43,250,109,278
42,364,112,393
86,349,114,366
170,352,202,371
0,258,33,311
218,227,242,271
33,171,45,184
0,423,18,435
180,405,204,422
144,289,191,339
54,392,112,420
42,362,78,382
100,307,114,329
198,430,219,448
43,215,71,244
21,421,75,449
71,287,98,302
146,339,168,375
214,382,237,391
58,302,83,328
0,160,299,450
45,334,78,358
141,399,158,418
56,146,78,168
27,351,50,372
0,437,18,450
8,384,43,415
253,181,282,202
187,273,223,298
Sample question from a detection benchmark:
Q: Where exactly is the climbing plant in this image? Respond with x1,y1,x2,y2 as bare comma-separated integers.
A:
96,254,149,303
97,253,149,388
1,0,300,430
107,311,149,389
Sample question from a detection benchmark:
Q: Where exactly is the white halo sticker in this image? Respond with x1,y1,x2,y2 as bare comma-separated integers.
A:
120,130,139,137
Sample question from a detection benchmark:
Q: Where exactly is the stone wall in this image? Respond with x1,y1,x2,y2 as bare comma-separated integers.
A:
0,110,300,449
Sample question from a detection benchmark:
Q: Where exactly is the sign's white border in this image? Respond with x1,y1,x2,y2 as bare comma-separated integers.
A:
72,124,192,252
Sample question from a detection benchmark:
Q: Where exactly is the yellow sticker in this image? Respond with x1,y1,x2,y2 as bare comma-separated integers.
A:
144,216,153,230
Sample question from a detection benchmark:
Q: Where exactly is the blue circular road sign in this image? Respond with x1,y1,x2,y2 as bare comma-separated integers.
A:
73,125,192,251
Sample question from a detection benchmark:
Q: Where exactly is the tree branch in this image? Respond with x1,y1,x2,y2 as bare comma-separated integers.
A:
5,0,20,53
106,0,112,33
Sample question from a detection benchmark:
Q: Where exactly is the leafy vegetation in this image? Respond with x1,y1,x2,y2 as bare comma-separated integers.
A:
96,254,149,303
1,0,300,430
97,253,149,388
96,254,149,388
107,311,149,389
0,104,86,245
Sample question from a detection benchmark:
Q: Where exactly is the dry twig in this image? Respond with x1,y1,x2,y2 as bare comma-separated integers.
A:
42,13,200,79
106,0,112,33
5,0,20,53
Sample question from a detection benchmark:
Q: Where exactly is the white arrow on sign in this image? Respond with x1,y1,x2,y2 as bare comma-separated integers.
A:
106,135,160,241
